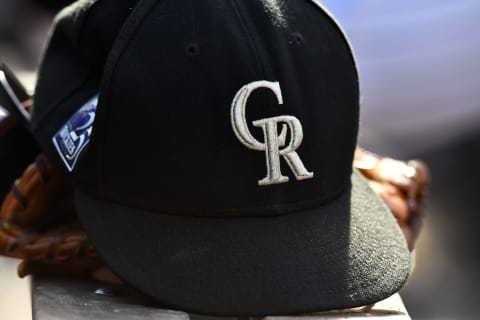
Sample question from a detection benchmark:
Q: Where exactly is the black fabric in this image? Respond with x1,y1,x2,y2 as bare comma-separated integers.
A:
31,0,411,315
76,171,410,316
73,0,358,216
31,0,141,172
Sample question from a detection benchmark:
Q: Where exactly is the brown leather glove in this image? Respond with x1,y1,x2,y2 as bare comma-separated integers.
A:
0,154,102,277
354,148,430,251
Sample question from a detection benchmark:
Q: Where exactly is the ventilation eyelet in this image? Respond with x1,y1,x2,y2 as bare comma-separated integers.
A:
290,32,305,46
186,43,200,57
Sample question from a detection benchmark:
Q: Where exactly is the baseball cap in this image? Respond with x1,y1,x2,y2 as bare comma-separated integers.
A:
31,0,410,316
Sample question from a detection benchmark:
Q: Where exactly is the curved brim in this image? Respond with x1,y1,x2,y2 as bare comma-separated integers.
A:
75,170,410,316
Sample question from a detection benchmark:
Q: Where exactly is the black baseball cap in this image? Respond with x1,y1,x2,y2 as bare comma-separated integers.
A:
31,0,410,316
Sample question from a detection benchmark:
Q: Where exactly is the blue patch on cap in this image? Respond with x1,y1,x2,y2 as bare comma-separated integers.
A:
52,95,98,172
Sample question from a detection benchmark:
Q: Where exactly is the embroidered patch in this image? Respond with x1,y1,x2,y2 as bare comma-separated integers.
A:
231,81,314,186
52,95,98,172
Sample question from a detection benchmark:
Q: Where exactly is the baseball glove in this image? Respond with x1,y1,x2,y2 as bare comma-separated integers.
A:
0,149,429,280
0,154,102,278
354,148,430,251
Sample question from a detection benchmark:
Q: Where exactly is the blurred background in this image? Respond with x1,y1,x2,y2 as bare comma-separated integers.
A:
1,0,479,319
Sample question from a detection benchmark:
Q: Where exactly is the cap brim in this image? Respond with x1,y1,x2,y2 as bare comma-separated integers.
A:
75,170,410,316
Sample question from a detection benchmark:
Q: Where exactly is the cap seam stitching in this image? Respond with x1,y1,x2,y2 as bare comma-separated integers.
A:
94,0,160,197
229,0,277,213
78,181,348,218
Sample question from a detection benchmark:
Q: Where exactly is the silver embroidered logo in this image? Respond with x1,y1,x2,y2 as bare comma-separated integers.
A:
231,80,314,186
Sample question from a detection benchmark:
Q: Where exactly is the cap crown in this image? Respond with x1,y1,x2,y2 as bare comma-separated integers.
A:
35,0,359,217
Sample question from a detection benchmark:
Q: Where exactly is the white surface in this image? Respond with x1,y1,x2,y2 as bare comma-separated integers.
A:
0,105,7,120
0,257,32,320
264,294,410,319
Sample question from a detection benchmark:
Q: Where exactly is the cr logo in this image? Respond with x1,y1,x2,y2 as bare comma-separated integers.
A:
231,80,314,186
